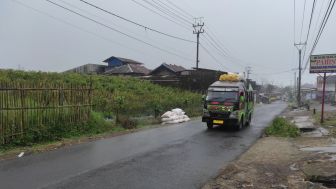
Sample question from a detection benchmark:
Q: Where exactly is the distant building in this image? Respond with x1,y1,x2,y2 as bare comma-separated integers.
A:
64,64,106,74
104,64,150,76
64,56,151,76
317,75,336,102
146,66,227,92
178,68,226,92
150,63,186,76
103,56,143,68
103,56,150,76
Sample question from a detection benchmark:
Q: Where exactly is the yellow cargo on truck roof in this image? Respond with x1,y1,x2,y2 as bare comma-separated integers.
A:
219,73,240,82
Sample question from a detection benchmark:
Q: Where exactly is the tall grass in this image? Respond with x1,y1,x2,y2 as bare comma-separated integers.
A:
265,117,300,138
0,70,202,117
0,70,202,147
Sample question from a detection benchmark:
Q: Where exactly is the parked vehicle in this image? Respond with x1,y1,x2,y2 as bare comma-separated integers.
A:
202,73,255,130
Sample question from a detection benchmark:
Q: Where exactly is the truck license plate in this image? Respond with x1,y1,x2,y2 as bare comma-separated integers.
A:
213,120,224,124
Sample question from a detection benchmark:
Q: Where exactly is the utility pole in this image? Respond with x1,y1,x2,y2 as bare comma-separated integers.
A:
294,72,296,102
246,66,252,79
294,42,306,107
321,73,327,123
193,17,204,69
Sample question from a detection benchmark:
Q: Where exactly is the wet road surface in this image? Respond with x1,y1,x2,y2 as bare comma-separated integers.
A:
0,102,287,189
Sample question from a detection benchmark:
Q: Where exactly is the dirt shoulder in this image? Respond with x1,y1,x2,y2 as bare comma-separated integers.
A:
203,106,336,189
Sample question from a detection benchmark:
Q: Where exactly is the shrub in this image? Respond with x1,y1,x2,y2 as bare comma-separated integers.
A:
265,117,300,138
117,115,137,129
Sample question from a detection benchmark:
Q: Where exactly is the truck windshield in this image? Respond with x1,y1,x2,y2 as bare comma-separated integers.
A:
206,91,238,102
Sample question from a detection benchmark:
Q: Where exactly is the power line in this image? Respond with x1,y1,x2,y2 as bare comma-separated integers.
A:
145,0,247,70
204,33,229,57
204,25,260,68
200,44,230,70
57,0,192,57
301,0,316,69
149,0,193,25
156,0,192,21
10,0,146,54
45,0,193,62
299,0,307,42
79,0,195,43
136,0,248,71
164,0,194,19
303,0,328,64
130,0,190,31
294,0,296,42
156,2,243,65
152,1,233,68
312,0,328,41
201,33,246,69
304,0,316,43
131,0,234,70
303,0,335,72
255,68,298,75
140,0,191,25
205,26,235,56
200,37,242,70
304,0,335,68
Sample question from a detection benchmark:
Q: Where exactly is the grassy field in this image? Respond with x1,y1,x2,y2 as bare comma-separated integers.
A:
0,70,202,147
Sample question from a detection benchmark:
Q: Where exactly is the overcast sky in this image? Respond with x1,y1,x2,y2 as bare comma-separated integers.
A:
0,0,335,86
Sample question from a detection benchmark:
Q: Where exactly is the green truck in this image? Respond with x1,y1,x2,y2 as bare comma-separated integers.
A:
202,76,255,130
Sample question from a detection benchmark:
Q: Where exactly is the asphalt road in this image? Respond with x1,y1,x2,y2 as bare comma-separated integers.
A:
0,101,287,189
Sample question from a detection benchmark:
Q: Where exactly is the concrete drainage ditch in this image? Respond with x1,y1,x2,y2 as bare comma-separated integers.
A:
309,176,336,188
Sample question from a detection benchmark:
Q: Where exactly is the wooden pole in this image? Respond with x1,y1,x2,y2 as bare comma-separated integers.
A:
321,73,326,124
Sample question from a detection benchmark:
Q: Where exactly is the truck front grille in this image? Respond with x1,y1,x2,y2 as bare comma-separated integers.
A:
209,112,230,119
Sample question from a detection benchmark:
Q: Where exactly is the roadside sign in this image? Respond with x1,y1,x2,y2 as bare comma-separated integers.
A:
310,54,336,73
309,53,336,123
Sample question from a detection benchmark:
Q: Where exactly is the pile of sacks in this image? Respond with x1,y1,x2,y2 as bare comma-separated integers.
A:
161,108,190,124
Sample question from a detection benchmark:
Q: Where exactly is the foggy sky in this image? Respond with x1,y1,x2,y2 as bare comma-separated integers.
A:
0,0,335,86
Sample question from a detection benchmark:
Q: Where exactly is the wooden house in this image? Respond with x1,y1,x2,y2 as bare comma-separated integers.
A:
103,56,150,76
150,63,186,76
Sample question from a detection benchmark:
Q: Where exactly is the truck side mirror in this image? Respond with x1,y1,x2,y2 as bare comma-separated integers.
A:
202,95,206,102
240,92,245,102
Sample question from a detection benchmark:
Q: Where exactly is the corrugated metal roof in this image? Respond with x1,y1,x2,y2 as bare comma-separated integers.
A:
162,63,186,72
129,64,151,75
150,63,186,75
103,56,143,65
104,64,150,75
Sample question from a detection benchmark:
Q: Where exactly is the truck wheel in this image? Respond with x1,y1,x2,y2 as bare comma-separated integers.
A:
207,122,213,129
236,119,243,131
246,115,252,127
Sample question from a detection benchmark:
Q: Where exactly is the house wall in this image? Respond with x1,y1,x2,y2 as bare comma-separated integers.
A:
65,64,106,74
146,69,226,93
151,67,176,76
317,76,336,92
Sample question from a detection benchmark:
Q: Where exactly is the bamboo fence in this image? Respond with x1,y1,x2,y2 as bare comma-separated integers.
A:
0,81,93,145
